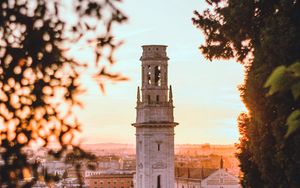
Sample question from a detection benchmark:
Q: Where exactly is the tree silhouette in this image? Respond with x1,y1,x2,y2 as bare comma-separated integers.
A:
0,0,127,187
193,0,300,187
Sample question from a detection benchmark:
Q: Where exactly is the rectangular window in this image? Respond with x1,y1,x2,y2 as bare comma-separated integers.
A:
157,175,161,188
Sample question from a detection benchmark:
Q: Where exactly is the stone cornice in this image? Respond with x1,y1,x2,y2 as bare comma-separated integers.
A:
132,122,178,128
140,57,169,61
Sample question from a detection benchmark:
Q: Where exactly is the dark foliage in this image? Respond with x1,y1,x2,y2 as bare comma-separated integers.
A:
193,0,300,187
0,0,127,187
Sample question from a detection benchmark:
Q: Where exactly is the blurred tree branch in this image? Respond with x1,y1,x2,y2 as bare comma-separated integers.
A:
0,0,127,187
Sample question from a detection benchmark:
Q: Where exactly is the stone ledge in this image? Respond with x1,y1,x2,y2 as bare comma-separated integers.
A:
132,122,178,127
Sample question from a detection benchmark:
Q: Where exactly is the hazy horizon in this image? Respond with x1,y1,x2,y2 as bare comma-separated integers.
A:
81,142,236,146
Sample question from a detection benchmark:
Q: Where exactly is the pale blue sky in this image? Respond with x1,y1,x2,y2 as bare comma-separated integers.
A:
75,0,246,144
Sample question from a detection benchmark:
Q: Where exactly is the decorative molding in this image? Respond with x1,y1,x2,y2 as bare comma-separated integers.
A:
152,161,167,169
138,163,143,169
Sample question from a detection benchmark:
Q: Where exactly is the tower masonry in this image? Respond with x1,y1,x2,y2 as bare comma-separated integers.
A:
132,45,178,188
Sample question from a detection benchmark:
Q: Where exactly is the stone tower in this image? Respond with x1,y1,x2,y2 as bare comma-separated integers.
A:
132,45,178,188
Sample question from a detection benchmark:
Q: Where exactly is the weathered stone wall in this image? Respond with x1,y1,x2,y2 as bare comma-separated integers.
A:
136,126,175,188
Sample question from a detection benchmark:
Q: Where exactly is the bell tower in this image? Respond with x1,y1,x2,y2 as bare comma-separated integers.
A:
132,45,178,188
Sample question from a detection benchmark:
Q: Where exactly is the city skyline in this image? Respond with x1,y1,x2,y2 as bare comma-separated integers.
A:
1,0,297,187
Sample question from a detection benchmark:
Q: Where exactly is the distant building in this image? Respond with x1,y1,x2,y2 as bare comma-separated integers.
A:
97,156,121,170
200,157,241,188
122,158,136,170
200,169,241,188
55,178,86,188
85,173,134,188
174,167,217,188
43,160,70,175
66,166,86,179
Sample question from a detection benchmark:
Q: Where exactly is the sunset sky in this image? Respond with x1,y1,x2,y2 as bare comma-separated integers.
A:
74,0,246,145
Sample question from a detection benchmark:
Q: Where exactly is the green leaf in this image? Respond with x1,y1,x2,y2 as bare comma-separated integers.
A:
285,110,300,138
287,62,300,77
264,65,288,95
291,81,300,100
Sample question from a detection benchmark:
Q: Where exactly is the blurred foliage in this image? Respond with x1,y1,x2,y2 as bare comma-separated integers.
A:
0,0,127,187
236,113,263,187
193,0,300,187
265,62,300,138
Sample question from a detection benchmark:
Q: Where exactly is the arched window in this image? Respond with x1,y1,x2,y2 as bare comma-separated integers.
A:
147,65,151,85
148,95,151,103
154,66,161,86
156,95,159,103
